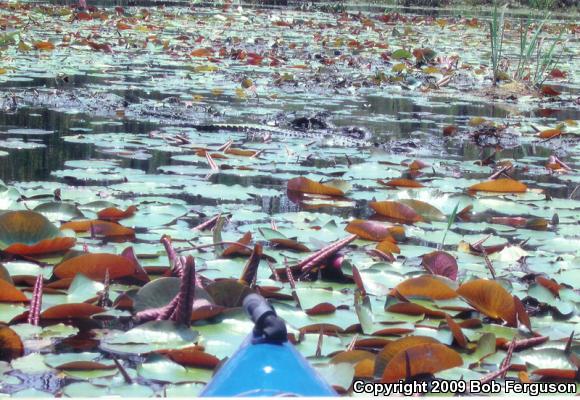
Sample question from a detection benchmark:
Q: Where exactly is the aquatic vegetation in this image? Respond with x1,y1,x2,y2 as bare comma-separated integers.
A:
513,13,564,87
489,4,507,85
489,4,565,88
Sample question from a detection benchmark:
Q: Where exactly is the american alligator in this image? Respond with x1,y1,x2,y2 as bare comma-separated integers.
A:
156,120,427,153
5,89,375,148
4,88,432,152
148,101,388,148
167,122,375,148
137,106,376,148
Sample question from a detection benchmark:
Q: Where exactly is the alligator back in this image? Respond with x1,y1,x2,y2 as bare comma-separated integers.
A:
191,123,372,148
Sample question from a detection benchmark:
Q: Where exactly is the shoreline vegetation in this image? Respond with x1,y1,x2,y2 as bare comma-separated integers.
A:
208,0,580,15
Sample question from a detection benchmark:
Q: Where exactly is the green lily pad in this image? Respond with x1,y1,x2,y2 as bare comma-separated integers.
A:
33,202,84,223
11,353,49,374
67,274,104,303
12,389,53,398
137,355,213,384
101,321,199,355
62,382,155,398
391,49,413,60
312,362,355,391
519,348,575,370
165,383,206,397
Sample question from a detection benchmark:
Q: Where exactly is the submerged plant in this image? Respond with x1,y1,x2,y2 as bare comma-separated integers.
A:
529,0,556,10
489,4,507,85
489,3,565,87
514,13,564,86
438,202,460,250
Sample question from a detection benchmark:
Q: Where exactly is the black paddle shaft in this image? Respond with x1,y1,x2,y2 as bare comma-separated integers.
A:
243,294,288,344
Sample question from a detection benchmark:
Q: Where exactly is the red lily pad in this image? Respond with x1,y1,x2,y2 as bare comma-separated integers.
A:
381,343,462,383
421,251,458,280
0,280,28,303
53,253,137,281
0,210,76,255
0,325,24,361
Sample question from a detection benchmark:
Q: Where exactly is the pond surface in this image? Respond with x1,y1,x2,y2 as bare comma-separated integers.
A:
0,1,579,397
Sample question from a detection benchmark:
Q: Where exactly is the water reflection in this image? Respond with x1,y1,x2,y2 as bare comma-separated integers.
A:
0,89,577,192
0,107,157,182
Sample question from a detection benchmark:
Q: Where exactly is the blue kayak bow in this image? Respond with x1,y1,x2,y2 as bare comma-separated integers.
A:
200,294,337,397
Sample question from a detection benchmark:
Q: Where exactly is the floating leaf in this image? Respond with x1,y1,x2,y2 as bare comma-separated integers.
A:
62,382,154,397
489,216,548,230
107,321,198,345
531,369,577,380
392,63,406,73
445,315,468,348
391,49,412,59
101,321,199,355
412,48,436,62
239,244,262,286
287,177,345,196
33,41,55,51
224,148,259,157
0,263,12,284
137,355,212,383
33,202,84,222
513,295,531,331
67,274,104,303
53,253,136,281
387,302,447,318
376,238,401,254
345,219,404,242
369,201,422,223
421,251,458,280
205,279,253,308
0,280,28,303
314,362,355,392
457,279,516,326
535,276,561,297
190,48,212,57
375,336,439,378
378,178,424,188
155,347,220,369
519,348,575,370
268,238,310,252
354,291,373,334
469,117,489,127
56,361,116,371
468,179,527,193
134,277,179,312
398,199,446,222
40,303,105,320
0,211,75,255
222,231,252,257
540,85,561,96
462,332,496,365
443,125,458,136
60,220,135,237
330,350,375,379
0,325,24,361
394,275,457,300
538,128,562,139
381,343,462,383
97,205,137,222
407,160,429,170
